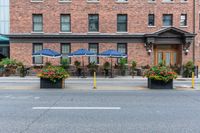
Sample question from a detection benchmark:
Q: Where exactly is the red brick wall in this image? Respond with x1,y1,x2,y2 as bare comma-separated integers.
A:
10,0,199,66
10,0,194,33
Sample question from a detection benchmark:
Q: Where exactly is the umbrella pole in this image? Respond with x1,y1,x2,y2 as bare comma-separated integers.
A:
82,56,86,78
110,57,113,78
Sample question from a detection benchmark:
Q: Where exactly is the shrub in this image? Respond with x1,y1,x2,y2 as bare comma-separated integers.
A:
37,66,69,82
183,61,195,78
61,58,70,71
144,64,177,82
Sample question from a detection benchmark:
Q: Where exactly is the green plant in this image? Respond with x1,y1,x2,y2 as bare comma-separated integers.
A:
119,58,127,76
131,60,137,76
17,62,26,77
87,62,98,71
74,60,81,69
144,64,177,82
44,62,52,67
183,61,195,78
0,58,18,67
61,58,70,71
103,62,110,70
37,66,69,82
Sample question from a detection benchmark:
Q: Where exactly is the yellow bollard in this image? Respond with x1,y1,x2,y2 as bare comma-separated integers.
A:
192,72,195,89
93,71,97,89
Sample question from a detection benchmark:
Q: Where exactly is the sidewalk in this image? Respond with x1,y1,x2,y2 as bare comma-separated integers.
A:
0,75,198,80
0,76,198,91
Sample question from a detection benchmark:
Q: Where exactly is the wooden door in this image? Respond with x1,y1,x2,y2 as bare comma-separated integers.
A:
154,45,180,66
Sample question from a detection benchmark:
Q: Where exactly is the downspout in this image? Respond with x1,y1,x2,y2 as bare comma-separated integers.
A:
193,0,196,63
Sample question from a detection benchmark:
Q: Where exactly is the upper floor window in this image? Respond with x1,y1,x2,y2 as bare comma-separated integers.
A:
31,0,43,2
87,0,99,2
148,0,156,2
32,14,43,32
117,14,127,32
148,14,155,26
163,14,173,26
60,14,71,32
180,14,187,26
162,0,173,2
116,0,128,2
88,14,99,32
59,0,72,2
180,0,187,2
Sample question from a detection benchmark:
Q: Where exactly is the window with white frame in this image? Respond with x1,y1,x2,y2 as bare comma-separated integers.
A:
89,43,99,64
87,0,99,2
32,14,43,32
33,43,43,64
61,43,71,63
60,14,71,32
31,0,43,2
59,0,71,2
116,0,128,2
180,14,187,26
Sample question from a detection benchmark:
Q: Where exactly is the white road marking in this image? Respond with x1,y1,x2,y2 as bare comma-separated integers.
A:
32,107,121,110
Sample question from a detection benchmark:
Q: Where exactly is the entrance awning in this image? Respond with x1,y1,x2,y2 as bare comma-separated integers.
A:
0,35,9,45
144,27,196,54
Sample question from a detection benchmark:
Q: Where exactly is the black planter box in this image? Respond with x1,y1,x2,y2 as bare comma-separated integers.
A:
148,79,173,89
40,78,64,89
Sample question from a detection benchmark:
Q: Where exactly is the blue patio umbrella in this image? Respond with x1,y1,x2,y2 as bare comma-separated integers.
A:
99,50,127,78
67,49,96,78
32,49,61,58
68,49,96,57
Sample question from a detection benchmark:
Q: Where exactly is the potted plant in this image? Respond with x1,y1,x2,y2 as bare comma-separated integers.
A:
182,61,195,78
61,58,70,72
37,66,69,89
103,62,110,77
0,58,18,76
87,62,98,76
131,60,137,78
17,62,26,77
74,60,81,77
144,64,177,89
118,58,127,76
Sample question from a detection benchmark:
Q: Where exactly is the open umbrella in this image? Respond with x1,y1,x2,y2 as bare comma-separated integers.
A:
32,49,61,58
32,49,61,65
99,50,127,78
68,49,96,78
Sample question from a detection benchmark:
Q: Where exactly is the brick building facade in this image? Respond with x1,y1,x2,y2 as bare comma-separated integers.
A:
8,0,199,67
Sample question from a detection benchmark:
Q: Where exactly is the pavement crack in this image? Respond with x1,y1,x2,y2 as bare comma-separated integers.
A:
19,92,66,133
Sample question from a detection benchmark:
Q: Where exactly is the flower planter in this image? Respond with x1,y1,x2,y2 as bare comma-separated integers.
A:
148,79,173,89
40,78,65,89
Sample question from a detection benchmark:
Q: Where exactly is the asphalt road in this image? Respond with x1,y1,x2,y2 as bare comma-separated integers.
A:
1,89,200,133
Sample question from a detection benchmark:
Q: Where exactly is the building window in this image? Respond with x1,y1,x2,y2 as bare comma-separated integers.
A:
116,0,128,2
163,14,173,26
148,0,156,2
0,0,9,34
180,14,187,26
87,0,99,2
162,0,173,2
117,14,127,32
117,43,127,62
59,0,72,2
32,14,43,32
88,14,99,32
33,43,43,64
61,43,71,63
89,43,99,64
148,14,155,26
60,14,71,32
